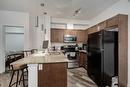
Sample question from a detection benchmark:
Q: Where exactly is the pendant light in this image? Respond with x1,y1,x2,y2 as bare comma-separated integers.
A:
40,1,47,34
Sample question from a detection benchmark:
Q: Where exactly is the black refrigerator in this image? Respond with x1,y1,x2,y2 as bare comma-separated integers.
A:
87,29,118,87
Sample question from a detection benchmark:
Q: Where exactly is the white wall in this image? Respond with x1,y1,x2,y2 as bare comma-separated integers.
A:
88,0,129,86
89,0,129,27
51,18,89,30
45,16,51,47
0,10,29,73
34,15,51,50
128,2,130,87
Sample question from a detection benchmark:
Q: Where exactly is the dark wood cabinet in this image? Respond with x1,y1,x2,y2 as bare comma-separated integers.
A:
51,29,64,42
38,63,67,87
106,16,118,27
87,25,99,34
98,21,106,30
87,21,106,35
64,29,77,35
51,28,87,43
79,52,87,69
76,30,86,43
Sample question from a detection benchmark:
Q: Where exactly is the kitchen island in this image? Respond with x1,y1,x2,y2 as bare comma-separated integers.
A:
11,51,68,87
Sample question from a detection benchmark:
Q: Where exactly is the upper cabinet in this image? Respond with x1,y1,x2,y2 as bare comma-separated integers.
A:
51,28,87,43
87,21,106,34
98,21,106,30
87,25,98,34
64,30,77,36
51,15,119,43
106,16,118,27
87,15,119,34
76,30,87,43
51,29,64,42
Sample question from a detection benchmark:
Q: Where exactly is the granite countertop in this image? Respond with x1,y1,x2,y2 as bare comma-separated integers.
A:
11,51,68,68
79,50,87,53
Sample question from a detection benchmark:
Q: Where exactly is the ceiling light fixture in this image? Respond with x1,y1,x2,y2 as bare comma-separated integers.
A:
73,8,81,16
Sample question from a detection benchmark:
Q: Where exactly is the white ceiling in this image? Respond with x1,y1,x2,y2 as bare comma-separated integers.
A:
0,0,119,20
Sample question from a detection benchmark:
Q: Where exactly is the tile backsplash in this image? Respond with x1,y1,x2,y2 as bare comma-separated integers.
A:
51,42,83,50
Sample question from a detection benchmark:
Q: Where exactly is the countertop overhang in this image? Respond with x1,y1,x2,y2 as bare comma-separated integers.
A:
11,51,68,68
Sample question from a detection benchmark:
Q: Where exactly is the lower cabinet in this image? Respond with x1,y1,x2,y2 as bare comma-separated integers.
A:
79,52,87,69
38,63,67,87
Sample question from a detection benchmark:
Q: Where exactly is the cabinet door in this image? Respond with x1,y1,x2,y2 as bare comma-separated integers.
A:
51,29,64,42
51,29,58,42
38,63,67,87
79,52,87,69
85,30,88,42
98,21,106,30
64,30,77,36
79,52,84,67
76,30,86,43
106,16,118,27
87,25,99,34
58,29,64,42
83,53,87,69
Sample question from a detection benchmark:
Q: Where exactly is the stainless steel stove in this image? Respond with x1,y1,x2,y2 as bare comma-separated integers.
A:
62,45,79,68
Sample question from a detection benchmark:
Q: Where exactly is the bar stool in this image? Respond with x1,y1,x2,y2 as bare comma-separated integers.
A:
6,53,24,70
8,65,27,87
7,53,27,87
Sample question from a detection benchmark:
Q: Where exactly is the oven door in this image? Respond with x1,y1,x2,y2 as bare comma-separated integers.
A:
65,52,79,68
64,35,77,43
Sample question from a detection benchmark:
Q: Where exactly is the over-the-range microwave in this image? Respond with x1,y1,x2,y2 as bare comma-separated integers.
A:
64,35,77,43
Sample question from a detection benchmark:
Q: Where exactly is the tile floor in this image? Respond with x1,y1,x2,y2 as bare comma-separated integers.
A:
68,68,98,87
0,68,97,87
